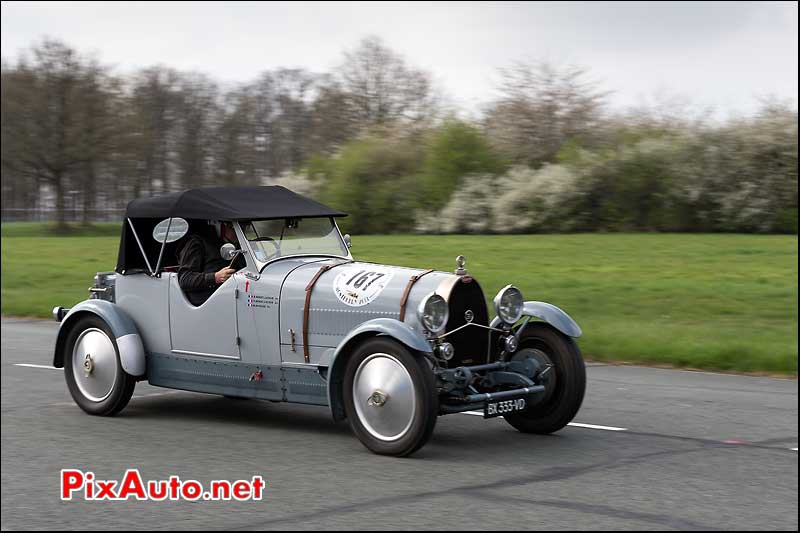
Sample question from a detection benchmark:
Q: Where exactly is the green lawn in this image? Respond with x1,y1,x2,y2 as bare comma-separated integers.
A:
1,223,797,374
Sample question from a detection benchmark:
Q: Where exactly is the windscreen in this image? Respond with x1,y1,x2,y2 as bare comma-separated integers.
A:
241,217,348,263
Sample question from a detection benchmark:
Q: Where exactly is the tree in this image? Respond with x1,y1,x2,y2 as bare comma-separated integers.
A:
484,62,607,167
338,36,437,130
174,72,219,189
219,68,318,183
1,40,87,228
307,75,356,155
127,66,181,196
1,61,38,217
318,135,424,234
260,69,315,177
75,60,119,223
216,85,256,185
419,119,505,209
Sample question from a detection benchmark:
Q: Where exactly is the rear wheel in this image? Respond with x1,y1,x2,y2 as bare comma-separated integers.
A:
342,338,438,456
503,323,585,434
63,316,136,416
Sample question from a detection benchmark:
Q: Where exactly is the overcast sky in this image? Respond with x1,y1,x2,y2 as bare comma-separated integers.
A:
1,1,797,117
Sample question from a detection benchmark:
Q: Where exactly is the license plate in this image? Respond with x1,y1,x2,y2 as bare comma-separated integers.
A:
484,397,527,418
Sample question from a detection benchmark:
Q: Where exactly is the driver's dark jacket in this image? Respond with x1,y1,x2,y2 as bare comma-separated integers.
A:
176,234,245,306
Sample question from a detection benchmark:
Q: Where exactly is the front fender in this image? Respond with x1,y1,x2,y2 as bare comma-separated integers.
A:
491,301,582,338
324,318,432,421
53,300,146,377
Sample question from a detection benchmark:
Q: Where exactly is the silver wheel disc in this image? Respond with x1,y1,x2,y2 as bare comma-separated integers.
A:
71,328,118,402
352,353,416,442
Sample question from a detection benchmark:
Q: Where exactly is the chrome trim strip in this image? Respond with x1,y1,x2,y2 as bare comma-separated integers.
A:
127,218,154,274
281,361,321,369
233,221,260,276
257,253,352,274
332,219,353,260
171,349,240,360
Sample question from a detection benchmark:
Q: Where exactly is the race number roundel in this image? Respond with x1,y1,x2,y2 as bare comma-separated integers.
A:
333,266,394,307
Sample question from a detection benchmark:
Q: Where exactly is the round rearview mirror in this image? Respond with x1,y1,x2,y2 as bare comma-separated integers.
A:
220,242,238,261
343,234,352,249
152,218,189,243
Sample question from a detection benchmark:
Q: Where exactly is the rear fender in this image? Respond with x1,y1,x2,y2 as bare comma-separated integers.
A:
53,300,146,377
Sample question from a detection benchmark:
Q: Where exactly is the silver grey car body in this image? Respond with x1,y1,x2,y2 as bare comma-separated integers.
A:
53,186,585,455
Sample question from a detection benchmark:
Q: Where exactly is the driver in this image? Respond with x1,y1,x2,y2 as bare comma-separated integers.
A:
176,220,246,306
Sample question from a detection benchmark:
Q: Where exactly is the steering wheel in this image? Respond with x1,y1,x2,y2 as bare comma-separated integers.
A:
251,236,281,260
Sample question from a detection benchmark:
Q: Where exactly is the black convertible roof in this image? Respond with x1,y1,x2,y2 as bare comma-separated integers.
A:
116,186,346,274
124,186,346,220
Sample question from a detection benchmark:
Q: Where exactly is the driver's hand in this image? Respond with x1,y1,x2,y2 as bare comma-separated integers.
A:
214,267,235,285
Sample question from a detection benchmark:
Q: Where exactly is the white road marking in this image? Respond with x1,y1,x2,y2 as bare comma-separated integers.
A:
461,411,628,431
13,363,61,370
20,363,769,437
568,422,628,431
14,364,188,404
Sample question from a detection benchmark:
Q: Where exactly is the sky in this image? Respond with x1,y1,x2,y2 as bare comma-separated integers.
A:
1,1,797,117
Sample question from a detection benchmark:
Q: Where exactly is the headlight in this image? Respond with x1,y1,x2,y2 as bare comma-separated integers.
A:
494,285,524,324
417,293,449,334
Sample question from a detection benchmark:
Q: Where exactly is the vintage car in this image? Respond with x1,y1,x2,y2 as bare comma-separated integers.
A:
52,186,585,456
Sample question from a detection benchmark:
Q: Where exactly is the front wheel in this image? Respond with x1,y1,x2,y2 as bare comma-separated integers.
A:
503,323,586,434
342,338,438,456
63,316,136,416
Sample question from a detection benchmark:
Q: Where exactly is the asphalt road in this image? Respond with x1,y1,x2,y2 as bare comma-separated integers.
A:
1,317,797,530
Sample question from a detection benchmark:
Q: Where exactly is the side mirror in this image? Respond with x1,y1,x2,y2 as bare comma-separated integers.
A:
343,234,352,249
220,243,239,261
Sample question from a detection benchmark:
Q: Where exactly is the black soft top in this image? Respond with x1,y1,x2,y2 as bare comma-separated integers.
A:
124,185,346,220
116,186,346,274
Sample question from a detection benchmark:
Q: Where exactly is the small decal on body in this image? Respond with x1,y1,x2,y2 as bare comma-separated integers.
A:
333,266,394,307
246,293,276,309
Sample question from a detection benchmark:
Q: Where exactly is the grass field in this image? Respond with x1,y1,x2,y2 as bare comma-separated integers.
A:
1,223,797,374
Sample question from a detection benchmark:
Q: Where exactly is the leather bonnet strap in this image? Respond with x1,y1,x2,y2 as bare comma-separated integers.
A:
398,269,435,322
303,262,348,363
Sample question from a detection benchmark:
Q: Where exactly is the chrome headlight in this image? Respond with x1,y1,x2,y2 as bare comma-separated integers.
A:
417,293,449,334
494,285,524,324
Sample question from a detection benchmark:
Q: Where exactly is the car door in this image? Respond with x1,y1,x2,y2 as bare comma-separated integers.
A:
168,273,241,359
